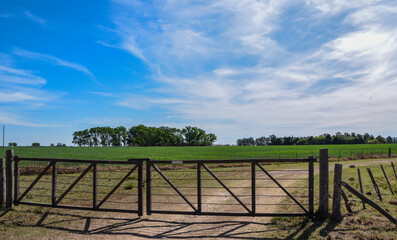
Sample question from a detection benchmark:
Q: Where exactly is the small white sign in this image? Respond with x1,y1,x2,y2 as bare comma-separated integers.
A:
172,161,183,164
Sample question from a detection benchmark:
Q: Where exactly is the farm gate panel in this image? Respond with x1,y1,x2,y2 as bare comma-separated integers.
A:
145,158,314,218
13,157,146,216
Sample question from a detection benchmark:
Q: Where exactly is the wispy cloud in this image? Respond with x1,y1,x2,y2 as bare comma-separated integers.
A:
0,13,12,18
13,48,99,85
24,11,47,25
0,65,47,86
0,110,60,127
109,0,397,142
88,91,117,98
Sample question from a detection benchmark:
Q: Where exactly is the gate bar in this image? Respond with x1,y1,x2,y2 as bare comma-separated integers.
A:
150,210,307,217
256,163,308,213
52,161,57,206
251,160,256,215
152,163,197,212
152,158,312,164
55,163,94,205
17,161,54,203
96,165,138,208
308,156,314,218
19,201,139,213
93,162,97,209
202,163,251,213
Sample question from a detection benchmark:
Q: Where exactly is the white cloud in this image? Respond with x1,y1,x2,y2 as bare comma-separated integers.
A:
24,11,47,25
0,110,58,127
110,0,397,143
0,58,63,126
0,14,12,18
13,49,99,85
0,92,37,102
0,65,47,86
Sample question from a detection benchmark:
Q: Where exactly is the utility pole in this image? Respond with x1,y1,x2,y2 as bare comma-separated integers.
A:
2,125,4,148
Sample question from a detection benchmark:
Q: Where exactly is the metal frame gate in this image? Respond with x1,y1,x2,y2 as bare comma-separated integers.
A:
8,153,314,219
13,156,147,216
145,157,315,218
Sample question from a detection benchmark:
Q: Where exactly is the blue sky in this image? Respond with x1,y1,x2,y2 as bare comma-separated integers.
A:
1,0,397,146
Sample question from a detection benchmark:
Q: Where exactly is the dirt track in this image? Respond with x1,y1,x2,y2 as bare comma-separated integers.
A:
33,168,308,240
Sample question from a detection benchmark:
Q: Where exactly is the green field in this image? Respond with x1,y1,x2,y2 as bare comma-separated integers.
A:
1,144,396,161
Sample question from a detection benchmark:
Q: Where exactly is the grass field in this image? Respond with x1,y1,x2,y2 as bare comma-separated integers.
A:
1,144,397,161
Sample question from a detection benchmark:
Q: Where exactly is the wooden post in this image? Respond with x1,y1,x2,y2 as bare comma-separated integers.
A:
341,189,352,213
5,149,14,208
332,163,343,222
308,156,314,219
0,157,5,207
367,168,382,201
14,156,19,205
146,158,152,215
197,162,202,214
392,162,397,179
357,168,365,209
319,149,329,220
342,181,397,225
380,165,394,195
137,161,143,217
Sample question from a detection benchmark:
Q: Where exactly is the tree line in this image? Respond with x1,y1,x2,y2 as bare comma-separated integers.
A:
237,133,397,146
72,125,217,147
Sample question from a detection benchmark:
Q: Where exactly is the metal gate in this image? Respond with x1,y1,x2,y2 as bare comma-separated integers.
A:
13,156,146,216
7,153,314,219
145,157,314,218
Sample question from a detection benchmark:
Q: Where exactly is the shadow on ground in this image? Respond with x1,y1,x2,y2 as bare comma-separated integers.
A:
5,209,371,239
0,209,335,239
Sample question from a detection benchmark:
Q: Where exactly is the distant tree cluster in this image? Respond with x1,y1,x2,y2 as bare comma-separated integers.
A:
72,125,217,147
8,142,17,147
237,133,397,146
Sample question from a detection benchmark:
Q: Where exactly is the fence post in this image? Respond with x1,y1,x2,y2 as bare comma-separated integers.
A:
389,148,392,157
381,165,394,195
332,163,343,222
0,157,5,207
14,155,19,205
146,158,152,216
357,168,365,209
308,156,314,219
319,149,329,220
392,162,397,179
6,149,14,208
367,168,382,201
